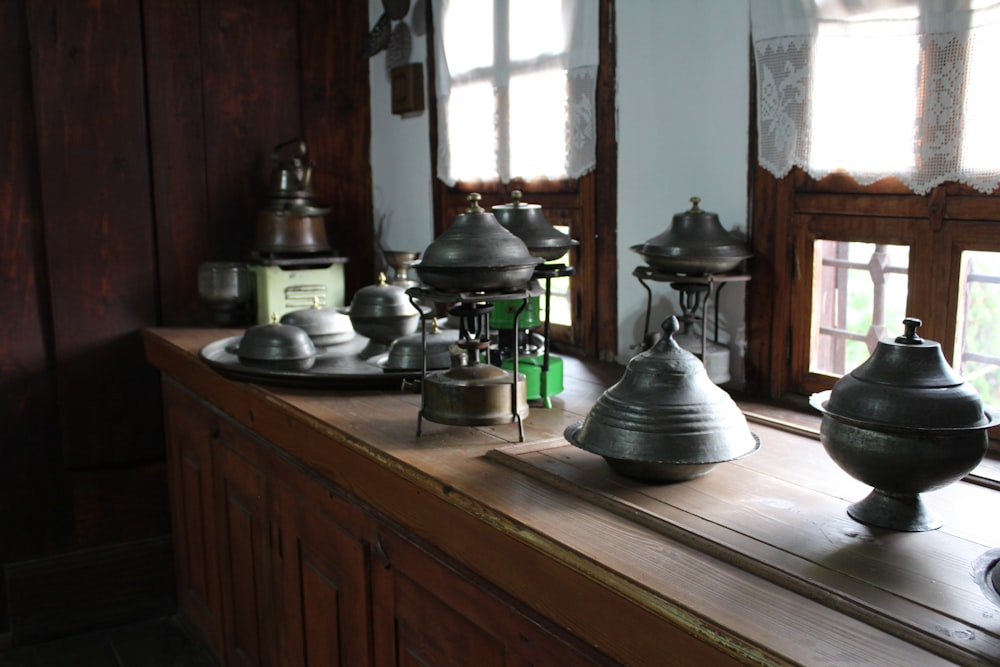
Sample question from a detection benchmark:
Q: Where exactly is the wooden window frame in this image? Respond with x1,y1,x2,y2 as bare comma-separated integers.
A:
748,169,1000,406
424,0,618,361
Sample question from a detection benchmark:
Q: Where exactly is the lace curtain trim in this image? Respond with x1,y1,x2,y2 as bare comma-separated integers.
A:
753,2,1000,195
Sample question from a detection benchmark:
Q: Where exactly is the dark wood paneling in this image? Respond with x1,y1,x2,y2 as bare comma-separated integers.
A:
27,0,163,468
143,0,212,325
3,0,373,638
199,0,302,267
0,0,70,635
299,0,374,298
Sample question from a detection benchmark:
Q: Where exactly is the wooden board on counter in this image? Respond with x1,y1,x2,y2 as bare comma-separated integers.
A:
488,426,1000,665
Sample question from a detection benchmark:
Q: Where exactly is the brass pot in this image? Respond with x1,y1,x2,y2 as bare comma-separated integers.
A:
630,196,751,275
491,190,578,262
422,345,528,425
810,317,999,531
565,316,758,482
417,193,541,292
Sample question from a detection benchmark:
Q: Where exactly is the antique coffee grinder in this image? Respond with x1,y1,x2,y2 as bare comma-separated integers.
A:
248,138,348,323
491,191,579,407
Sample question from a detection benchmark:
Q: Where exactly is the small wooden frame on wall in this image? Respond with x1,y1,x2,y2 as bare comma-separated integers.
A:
391,63,424,115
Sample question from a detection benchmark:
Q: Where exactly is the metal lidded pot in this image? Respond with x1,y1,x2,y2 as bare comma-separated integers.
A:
491,190,579,262
630,196,751,275
382,319,460,371
416,193,541,292
810,317,999,531
280,296,355,347
565,316,759,482
422,343,529,426
347,273,421,358
236,315,317,370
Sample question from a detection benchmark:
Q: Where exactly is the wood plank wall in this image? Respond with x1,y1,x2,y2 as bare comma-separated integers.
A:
0,0,373,635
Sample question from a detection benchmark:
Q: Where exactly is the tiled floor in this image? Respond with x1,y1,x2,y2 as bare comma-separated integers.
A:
0,616,217,667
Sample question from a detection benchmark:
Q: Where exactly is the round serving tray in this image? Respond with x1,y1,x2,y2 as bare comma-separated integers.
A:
199,334,422,389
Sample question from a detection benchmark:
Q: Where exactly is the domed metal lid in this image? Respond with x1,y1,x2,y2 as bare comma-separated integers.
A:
566,316,758,465
420,193,542,271
492,190,579,261
812,317,998,431
280,296,355,345
630,197,751,275
384,320,460,370
237,315,317,362
349,273,416,319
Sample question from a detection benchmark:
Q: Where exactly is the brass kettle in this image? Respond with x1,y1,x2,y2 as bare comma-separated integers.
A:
254,138,332,255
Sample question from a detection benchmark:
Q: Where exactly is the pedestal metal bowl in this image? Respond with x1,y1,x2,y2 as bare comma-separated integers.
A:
810,317,998,531
348,273,421,358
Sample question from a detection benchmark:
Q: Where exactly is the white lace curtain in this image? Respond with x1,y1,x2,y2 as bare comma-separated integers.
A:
751,0,1000,194
431,0,599,185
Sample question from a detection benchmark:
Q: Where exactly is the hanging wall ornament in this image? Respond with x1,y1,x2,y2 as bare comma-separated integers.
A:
359,12,392,59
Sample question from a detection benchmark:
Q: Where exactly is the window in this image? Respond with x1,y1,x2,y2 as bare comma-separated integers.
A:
431,0,599,185
427,0,618,359
749,2,1000,422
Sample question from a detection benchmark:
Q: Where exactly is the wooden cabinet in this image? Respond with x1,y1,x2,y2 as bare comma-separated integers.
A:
162,384,224,661
161,379,610,666
273,478,372,667
214,439,272,667
370,525,609,667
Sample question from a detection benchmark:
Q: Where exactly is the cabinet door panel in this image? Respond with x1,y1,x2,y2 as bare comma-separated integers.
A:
216,442,270,667
162,382,223,658
278,482,372,667
372,527,610,667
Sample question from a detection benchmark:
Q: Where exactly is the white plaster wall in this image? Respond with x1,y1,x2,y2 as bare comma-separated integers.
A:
368,0,751,382
368,0,436,261
615,1,750,382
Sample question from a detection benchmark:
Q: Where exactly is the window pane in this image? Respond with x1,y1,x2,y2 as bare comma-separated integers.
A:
447,82,497,181
961,19,1000,171
956,250,1000,412
509,70,568,179
509,0,565,61
540,225,572,327
443,1,493,75
810,241,910,376
809,32,918,173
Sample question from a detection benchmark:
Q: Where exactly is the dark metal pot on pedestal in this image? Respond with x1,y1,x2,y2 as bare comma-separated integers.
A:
810,317,998,531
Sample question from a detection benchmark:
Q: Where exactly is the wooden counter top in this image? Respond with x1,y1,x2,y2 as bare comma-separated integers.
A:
144,327,1000,666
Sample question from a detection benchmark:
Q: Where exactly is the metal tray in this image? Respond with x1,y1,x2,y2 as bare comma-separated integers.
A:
199,334,422,389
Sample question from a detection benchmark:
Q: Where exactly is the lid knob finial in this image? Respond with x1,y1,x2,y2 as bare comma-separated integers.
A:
466,192,483,214
895,317,924,345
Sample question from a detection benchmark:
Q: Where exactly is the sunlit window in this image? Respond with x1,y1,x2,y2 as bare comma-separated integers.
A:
436,0,576,183
810,241,910,376
809,5,919,173
956,250,1000,411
